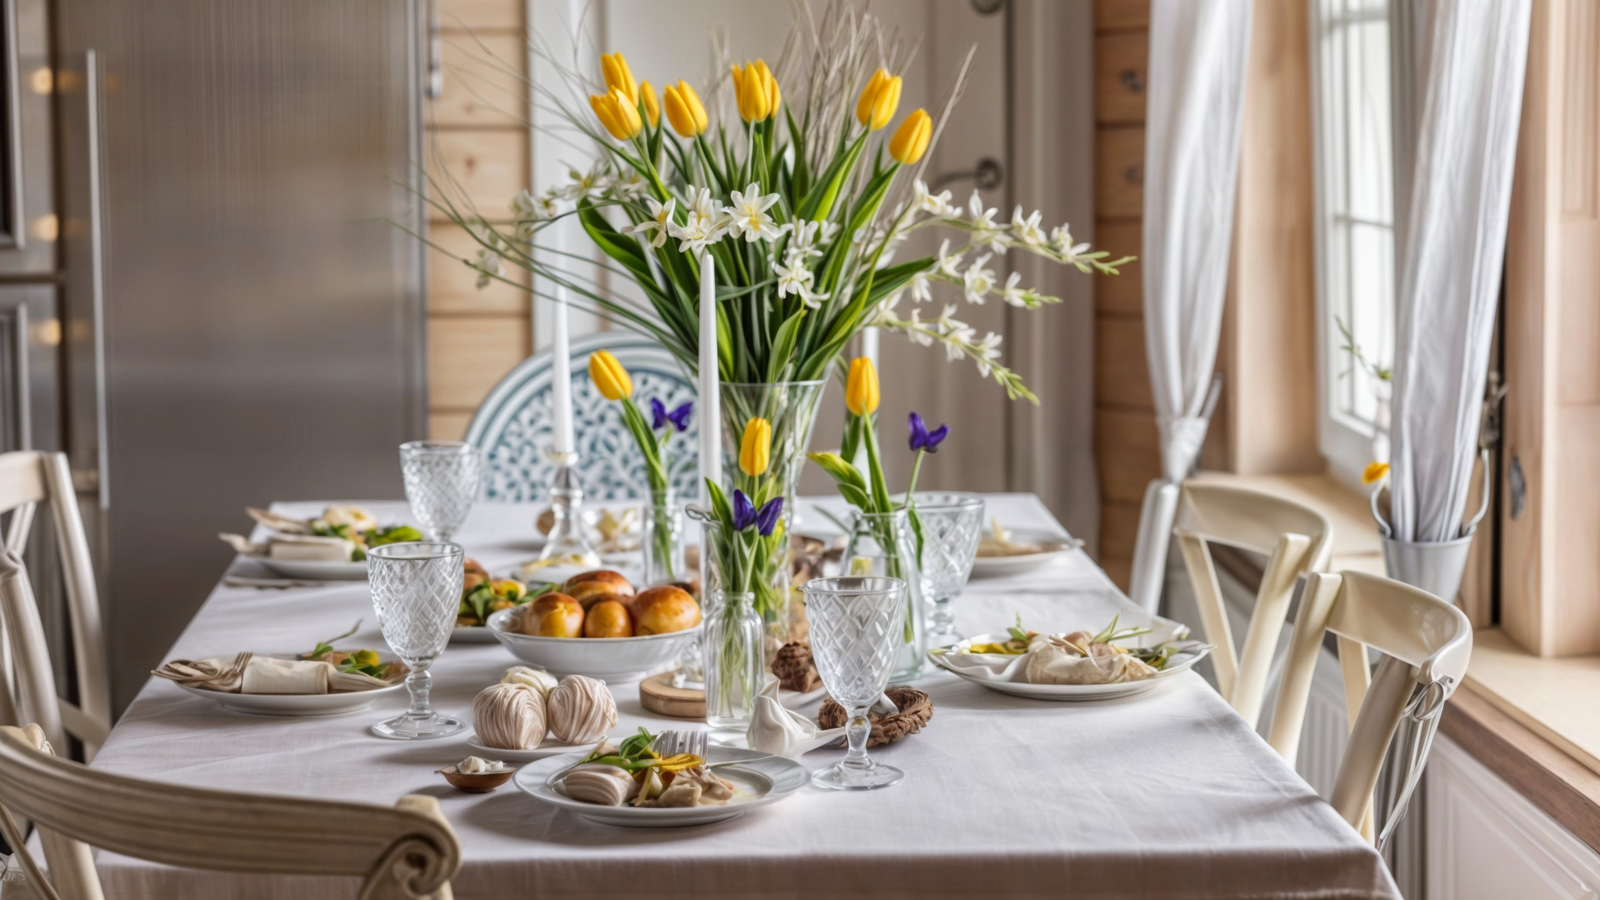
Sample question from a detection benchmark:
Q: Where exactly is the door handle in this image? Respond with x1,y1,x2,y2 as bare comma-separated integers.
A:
930,157,1003,193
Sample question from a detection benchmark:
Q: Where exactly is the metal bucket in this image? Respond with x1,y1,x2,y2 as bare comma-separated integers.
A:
1380,532,1475,603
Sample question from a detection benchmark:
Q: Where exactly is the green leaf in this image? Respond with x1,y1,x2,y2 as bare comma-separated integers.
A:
765,309,807,382
797,132,867,223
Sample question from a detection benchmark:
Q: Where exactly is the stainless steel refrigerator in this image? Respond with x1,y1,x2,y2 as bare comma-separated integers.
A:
12,0,430,712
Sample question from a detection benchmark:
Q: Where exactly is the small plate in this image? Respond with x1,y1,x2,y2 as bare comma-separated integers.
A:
515,745,808,827
176,681,405,716
970,530,1072,577
467,733,592,761
930,632,1212,702
451,625,503,644
258,557,369,581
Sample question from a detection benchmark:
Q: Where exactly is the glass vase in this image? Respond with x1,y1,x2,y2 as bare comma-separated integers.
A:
718,380,826,642
640,488,685,587
841,509,929,683
703,590,764,731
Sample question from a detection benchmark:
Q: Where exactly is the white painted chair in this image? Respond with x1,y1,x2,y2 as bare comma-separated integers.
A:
0,722,460,900
1174,481,1333,729
1268,570,1473,845
0,451,109,758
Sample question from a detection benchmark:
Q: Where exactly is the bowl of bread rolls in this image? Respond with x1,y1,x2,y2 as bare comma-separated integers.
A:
486,570,702,681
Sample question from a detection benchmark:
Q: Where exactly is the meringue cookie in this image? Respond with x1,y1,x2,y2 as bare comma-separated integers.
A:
473,682,547,750
457,756,505,774
547,674,617,744
500,665,558,699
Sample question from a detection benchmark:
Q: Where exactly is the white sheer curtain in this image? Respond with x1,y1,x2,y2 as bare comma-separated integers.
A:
1388,0,1529,544
1128,0,1253,612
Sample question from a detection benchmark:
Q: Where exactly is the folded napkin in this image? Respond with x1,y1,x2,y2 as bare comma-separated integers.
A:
931,649,1027,683
1023,636,1159,685
217,532,355,561
747,680,846,757
154,653,394,694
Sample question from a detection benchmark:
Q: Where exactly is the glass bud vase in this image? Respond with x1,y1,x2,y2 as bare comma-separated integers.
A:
841,509,930,683
703,590,764,731
719,380,827,643
640,488,685,587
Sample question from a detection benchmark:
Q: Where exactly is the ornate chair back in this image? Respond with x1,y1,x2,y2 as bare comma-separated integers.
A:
1174,481,1333,728
0,451,109,758
1269,570,1472,844
465,330,700,502
0,723,460,900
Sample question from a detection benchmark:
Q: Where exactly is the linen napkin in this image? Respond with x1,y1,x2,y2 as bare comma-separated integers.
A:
747,680,847,757
930,649,1027,683
154,653,394,694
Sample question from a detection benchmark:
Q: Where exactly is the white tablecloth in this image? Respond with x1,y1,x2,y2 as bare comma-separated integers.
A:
87,495,1399,899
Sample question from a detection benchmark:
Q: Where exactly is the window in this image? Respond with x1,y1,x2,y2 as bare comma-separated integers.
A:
1309,0,1396,485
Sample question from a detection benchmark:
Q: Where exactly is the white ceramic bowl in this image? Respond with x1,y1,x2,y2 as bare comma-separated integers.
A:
485,607,701,681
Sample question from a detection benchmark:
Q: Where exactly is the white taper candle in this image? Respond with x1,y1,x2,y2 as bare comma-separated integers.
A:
698,255,720,508
551,288,575,455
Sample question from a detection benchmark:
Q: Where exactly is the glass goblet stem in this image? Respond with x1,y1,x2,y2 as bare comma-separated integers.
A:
403,667,433,720
843,709,873,771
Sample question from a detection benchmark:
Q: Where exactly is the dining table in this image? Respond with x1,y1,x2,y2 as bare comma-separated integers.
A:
87,493,1401,899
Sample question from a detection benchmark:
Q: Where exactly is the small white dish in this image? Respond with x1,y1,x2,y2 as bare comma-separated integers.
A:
970,529,1072,577
176,681,405,716
930,624,1211,702
258,557,369,581
515,745,808,827
451,625,503,644
486,607,701,681
467,733,592,761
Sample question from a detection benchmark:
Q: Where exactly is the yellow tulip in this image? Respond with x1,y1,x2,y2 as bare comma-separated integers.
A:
639,80,660,128
740,417,772,476
663,80,708,136
845,356,880,417
589,87,642,141
588,350,634,401
733,59,780,122
889,109,932,165
1362,461,1391,485
601,52,638,103
855,68,902,131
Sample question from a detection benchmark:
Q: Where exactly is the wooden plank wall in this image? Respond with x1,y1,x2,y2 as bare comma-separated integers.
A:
425,0,533,440
1092,0,1154,589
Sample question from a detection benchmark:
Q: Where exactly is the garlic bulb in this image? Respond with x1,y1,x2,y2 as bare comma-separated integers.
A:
561,763,637,806
457,756,505,774
472,682,547,750
747,679,846,758
501,665,558,699
547,674,617,743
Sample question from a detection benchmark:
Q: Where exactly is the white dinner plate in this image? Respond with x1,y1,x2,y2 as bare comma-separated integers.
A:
930,630,1212,702
515,745,808,827
467,733,592,761
257,557,369,581
176,681,405,716
969,530,1072,577
451,625,503,644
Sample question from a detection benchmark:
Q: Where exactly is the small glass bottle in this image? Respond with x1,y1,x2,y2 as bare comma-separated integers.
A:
703,590,764,731
841,509,930,683
640,488,685,586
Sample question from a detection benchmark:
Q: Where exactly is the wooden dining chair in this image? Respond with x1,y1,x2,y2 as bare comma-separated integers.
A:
1174,481,1333,729
0,723,461,900
0,451,110,758
1268,570,1473,845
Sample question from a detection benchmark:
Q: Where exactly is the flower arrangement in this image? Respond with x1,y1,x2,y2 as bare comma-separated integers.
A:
702,418,785,606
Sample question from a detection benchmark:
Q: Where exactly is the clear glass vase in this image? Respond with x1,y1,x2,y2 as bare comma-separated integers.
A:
703,590,764,731
718,380,826,643
640,488,685,587
841,509,929,683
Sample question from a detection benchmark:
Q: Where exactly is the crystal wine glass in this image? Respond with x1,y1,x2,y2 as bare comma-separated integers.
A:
803,576,908,791
399,441,482,542
908,492,985,645
368,541,464,740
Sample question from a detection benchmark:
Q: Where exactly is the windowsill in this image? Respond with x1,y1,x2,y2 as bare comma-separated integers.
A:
1190,470,1386,574
1461,629,1600,781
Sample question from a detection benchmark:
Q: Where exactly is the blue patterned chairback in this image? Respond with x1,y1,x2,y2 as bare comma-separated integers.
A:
465,331,701,502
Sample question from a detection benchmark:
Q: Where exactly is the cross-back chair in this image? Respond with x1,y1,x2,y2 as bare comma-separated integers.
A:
1174,481,1334,729
1268,570,1472,845
0,723,461,900
0,451,109,758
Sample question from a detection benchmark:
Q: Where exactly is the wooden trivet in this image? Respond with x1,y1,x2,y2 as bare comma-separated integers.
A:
639,670,706,719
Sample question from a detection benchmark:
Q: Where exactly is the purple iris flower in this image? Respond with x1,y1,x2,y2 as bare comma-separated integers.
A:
908,412,950,453
732,489,758,531
650,398,693,433
730,490,784,536
754,496,784,536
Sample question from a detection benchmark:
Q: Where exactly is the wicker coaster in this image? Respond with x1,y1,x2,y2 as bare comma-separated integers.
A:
639,671,706,719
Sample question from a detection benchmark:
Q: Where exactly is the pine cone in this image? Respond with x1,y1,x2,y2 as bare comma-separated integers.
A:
771,641,822,693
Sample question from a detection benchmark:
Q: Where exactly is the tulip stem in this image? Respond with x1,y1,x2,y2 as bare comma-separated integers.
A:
903,449,926,503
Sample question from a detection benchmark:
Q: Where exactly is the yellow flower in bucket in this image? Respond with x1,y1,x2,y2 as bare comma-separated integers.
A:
739,417,772,476
732,59,780,122
845,356,880,416
1362,461,1390,485
663,80,707,137
889,109,932,165
600,51,638,103
589,87,642,141
639,80,660,128
855,67,902,131
588,350,634,401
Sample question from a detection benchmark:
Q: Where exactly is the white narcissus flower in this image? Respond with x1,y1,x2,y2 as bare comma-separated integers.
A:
935,239,965,278
913,180,956,218
974,331,1003,377
622,197,676,249
907,307,935,346
474,248,503,289
1051,224,1091,259
557,166,605,202
610,169,647,198
774,252,819,307
999,271,1027,307
1011,206,1047,247
967,191,1010,254
963,253,996,304
667,186,726,258
723,182,783,243
909,268,932,302
786,220,828,258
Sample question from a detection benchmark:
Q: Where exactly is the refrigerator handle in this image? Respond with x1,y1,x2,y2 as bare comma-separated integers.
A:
72,49,109,510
